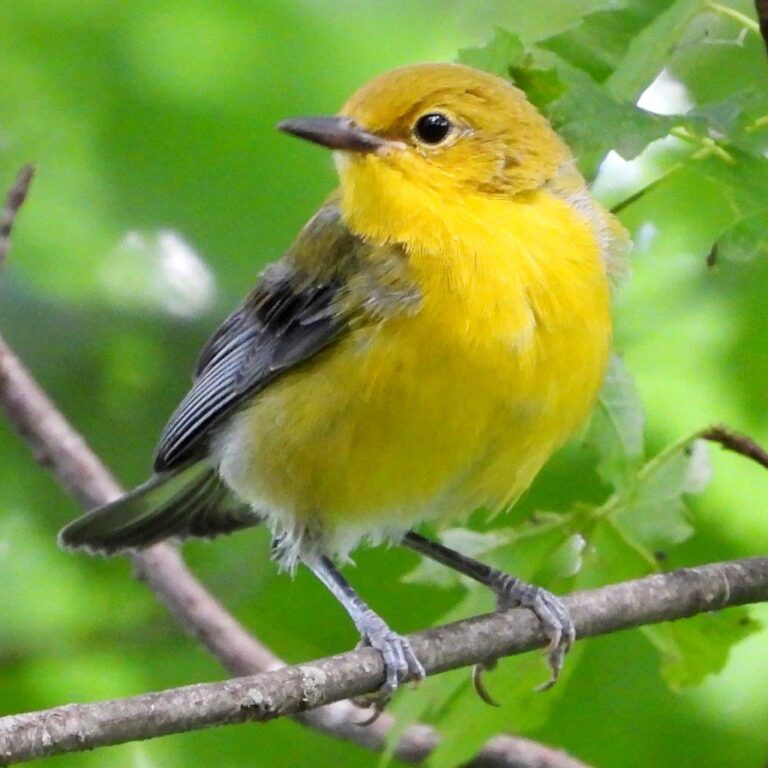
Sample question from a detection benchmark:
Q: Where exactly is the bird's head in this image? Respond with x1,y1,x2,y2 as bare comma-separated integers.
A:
279,63,571,200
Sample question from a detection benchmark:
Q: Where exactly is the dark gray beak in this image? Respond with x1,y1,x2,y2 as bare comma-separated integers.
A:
277,116,386,152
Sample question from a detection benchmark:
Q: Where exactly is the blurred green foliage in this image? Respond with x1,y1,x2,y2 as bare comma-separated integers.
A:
1,1,768,767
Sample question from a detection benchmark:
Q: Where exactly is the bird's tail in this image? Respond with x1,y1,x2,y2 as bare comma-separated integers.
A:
58,461,257,555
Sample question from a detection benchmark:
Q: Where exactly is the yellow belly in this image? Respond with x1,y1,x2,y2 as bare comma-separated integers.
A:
216,191,612,538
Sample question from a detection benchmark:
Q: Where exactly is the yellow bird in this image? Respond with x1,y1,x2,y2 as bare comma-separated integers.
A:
60,62,628,701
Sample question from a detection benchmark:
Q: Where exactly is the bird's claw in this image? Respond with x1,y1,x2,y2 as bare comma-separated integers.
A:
469,581,573,700
496,578,575,689
353,610,425,721
472,661,500,706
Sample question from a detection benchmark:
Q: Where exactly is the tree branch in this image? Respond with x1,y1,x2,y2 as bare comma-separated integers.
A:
702,424,768,471
0,168,590,768
2,556,766,765
0,165,34,280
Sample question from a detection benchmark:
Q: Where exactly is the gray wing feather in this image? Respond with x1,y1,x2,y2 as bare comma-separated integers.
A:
154,274,345,472
153,202,413,473
59,462,258,554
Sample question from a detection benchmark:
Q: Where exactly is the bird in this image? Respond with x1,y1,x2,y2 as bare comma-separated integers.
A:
59,62,629,705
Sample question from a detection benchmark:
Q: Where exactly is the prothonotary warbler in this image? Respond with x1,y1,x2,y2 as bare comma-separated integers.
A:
60,62,629,705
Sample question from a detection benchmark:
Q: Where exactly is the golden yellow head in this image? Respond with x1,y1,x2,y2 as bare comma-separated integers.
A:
279,62,571,199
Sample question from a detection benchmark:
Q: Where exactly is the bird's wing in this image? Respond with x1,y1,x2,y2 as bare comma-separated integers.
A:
153,268,345,471
58,460,259,554
154,202,415,472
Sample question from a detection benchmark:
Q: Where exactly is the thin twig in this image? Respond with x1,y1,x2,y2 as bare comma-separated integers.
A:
1,556,766,765
0,168,589,768
0,165,34,280
701,424,768,471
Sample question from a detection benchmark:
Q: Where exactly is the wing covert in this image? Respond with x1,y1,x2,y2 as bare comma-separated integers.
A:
153,207,357,472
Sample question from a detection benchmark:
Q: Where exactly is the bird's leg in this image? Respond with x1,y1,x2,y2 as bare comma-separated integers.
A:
401,530,574,695
305,554,425,709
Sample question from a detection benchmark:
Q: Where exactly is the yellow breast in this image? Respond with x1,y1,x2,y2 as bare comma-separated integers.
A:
217,178,613,536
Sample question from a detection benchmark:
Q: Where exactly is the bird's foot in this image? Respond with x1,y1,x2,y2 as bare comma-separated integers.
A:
483,574,575,691
354,609,425,722
473,576,575,702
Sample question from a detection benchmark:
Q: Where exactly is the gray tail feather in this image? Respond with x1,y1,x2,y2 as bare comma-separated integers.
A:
58,461,258,555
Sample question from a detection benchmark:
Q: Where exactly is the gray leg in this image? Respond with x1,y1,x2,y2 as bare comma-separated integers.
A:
402,531,574,688
306,555,425,702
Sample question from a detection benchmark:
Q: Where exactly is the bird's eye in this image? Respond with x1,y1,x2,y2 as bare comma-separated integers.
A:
414,113,452,145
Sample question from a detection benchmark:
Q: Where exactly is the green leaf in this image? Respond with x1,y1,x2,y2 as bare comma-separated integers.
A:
537,532,586,582
576,434,753,692
666,3,768,106
537,0,706,103
457,28,526,77
462,12,698,179
687,148,768,265
606,0,705,101
578,434,712,587
693,89,768,156
716,209,768,262
509,63,568,111
654,146,768,262
613,438,710,553
545,66,678,176
487,514,580,587
423,647,584,768
575,515,659,590
539,0,676,85
694,148,768,220
643,608,761,689
585,355,646,492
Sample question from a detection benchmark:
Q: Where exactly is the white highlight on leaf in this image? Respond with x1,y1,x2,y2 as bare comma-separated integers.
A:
638,68,694,116
683,440,713,494
594,150,646,196
634,221,658,253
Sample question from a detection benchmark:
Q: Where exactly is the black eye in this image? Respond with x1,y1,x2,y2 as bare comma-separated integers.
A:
414,113,452,145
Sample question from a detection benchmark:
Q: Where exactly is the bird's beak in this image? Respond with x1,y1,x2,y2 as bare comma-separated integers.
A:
277,116,387,153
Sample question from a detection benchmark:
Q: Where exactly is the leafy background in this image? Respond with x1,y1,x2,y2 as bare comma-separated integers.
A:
1,1,767,766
